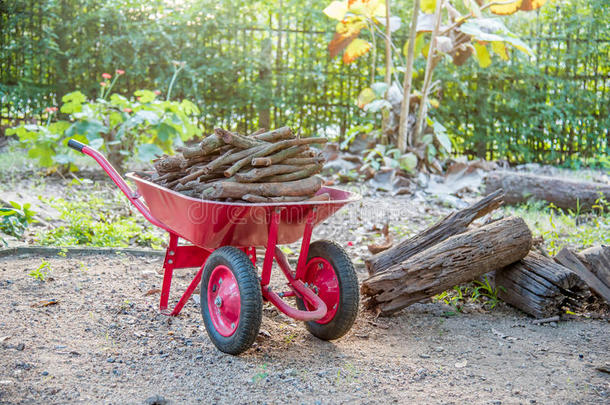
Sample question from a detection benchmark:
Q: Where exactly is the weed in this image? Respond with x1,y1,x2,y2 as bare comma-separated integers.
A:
252,364,269,384
36,192,164,248
29,260,51,281
434,276,505,314
0,200,36,239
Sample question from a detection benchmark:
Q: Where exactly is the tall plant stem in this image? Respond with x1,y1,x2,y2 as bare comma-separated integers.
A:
381,0,393,141
368,25,377,86
397,0,420,153
414,0,444,143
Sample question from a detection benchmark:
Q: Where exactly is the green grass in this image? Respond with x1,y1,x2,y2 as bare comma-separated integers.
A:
503,197,610,255
36,190,164,249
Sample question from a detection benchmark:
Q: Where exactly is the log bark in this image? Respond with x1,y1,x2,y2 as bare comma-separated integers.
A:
234,164,305,183
555,246,610,303
578,245,610,286
281,156,325,166
496,251,586,318
153,155,185,173
224,137,327,178
215,128,265,149
251,145,309,167
361,216,532,315
200,176,323,199
252,126,293,142
484,171,610,211
366,190,505,275
262,163,322,182
181,133,225,159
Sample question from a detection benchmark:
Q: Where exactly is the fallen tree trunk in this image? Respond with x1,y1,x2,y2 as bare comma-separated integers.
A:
555,246,610,303
484,171,610,211
365,190,505,275
361,216,532,315
578,245,610,286
496,251,586,318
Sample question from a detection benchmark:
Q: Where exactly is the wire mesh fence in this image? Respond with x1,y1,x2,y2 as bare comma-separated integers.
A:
1,0,608,163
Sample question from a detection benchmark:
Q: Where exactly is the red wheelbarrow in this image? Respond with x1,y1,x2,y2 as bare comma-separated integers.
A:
68,139,360,355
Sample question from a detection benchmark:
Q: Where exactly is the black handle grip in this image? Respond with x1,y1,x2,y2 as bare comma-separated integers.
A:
67,139,86,152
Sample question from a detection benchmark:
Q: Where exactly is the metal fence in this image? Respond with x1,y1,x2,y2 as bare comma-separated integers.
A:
1,0,608,163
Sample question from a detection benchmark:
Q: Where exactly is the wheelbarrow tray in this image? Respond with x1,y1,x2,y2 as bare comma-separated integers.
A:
126,173,359,249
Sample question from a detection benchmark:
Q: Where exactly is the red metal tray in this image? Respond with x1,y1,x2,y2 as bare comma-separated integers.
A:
126,173,360,249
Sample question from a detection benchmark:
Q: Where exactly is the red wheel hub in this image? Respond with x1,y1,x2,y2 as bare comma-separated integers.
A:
207,265,240,337
302,258,340,324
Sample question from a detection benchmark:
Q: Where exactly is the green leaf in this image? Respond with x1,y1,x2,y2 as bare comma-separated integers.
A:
53,154,75,165
323,1,348,21
357,88,376,109
61,91,86,114
66,120,107,140
156,123,177,142
398,153,418,173
429,118,452,153
137,143,163,161
134,90,157,103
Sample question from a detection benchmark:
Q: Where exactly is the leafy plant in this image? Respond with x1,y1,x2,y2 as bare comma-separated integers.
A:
8,69,201,171
29,260,51,281
0,201,36,239
37,195,163,249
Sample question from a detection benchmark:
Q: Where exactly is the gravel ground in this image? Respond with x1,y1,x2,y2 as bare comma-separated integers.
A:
0,253,608,404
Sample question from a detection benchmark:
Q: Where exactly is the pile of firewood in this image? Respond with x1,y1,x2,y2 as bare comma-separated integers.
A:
361,190,608,318
144,127,329,202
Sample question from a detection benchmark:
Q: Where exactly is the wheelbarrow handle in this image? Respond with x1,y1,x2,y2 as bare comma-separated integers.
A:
67,139,86,152
66,138,170,232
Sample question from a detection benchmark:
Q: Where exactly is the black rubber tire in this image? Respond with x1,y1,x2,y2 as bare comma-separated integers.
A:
296,240,359,340
200,246,262,355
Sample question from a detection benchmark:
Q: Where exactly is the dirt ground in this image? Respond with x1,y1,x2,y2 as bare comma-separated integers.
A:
1,252,608,405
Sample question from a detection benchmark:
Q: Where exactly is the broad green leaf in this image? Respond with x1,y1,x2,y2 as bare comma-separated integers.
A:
61,91,86,114
66,120,107,140
473,42,491,67
156,122,177,142
53,154,75,165
137,143,163,161
429,118,452,153
180,99,199,115
48,121,71,134
398,153,418,173
134,110,160,125
404,33,427,58
323,1,348,21
134,90,157,103
89,138,104,149
459,20,533,55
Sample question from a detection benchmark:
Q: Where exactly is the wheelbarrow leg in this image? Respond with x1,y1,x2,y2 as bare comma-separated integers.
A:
159,233,179,315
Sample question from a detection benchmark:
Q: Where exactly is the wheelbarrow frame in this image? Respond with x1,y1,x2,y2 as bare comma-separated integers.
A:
67,140,357,323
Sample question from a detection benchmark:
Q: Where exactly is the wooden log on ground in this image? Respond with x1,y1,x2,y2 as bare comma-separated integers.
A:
496,251,586,318
361,216,532,315
484,171,610,211
578,245,610,286
366,190,505,275
200,176,323,199
555,246,610,303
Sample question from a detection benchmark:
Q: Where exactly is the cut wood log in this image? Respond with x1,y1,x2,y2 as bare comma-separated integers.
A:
578,245,610,286
366,190,505,275
181,133,225,159
252,126,293,142
215,128,265,149
484,171,610,211
281,156,325,166
262,163,322,182
496,251,586,318
234,164,305,183
153,155,185,173
200,176,323,199
251,145,309,167
224,137,327,178
555,247,610,303
361,216,532,315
